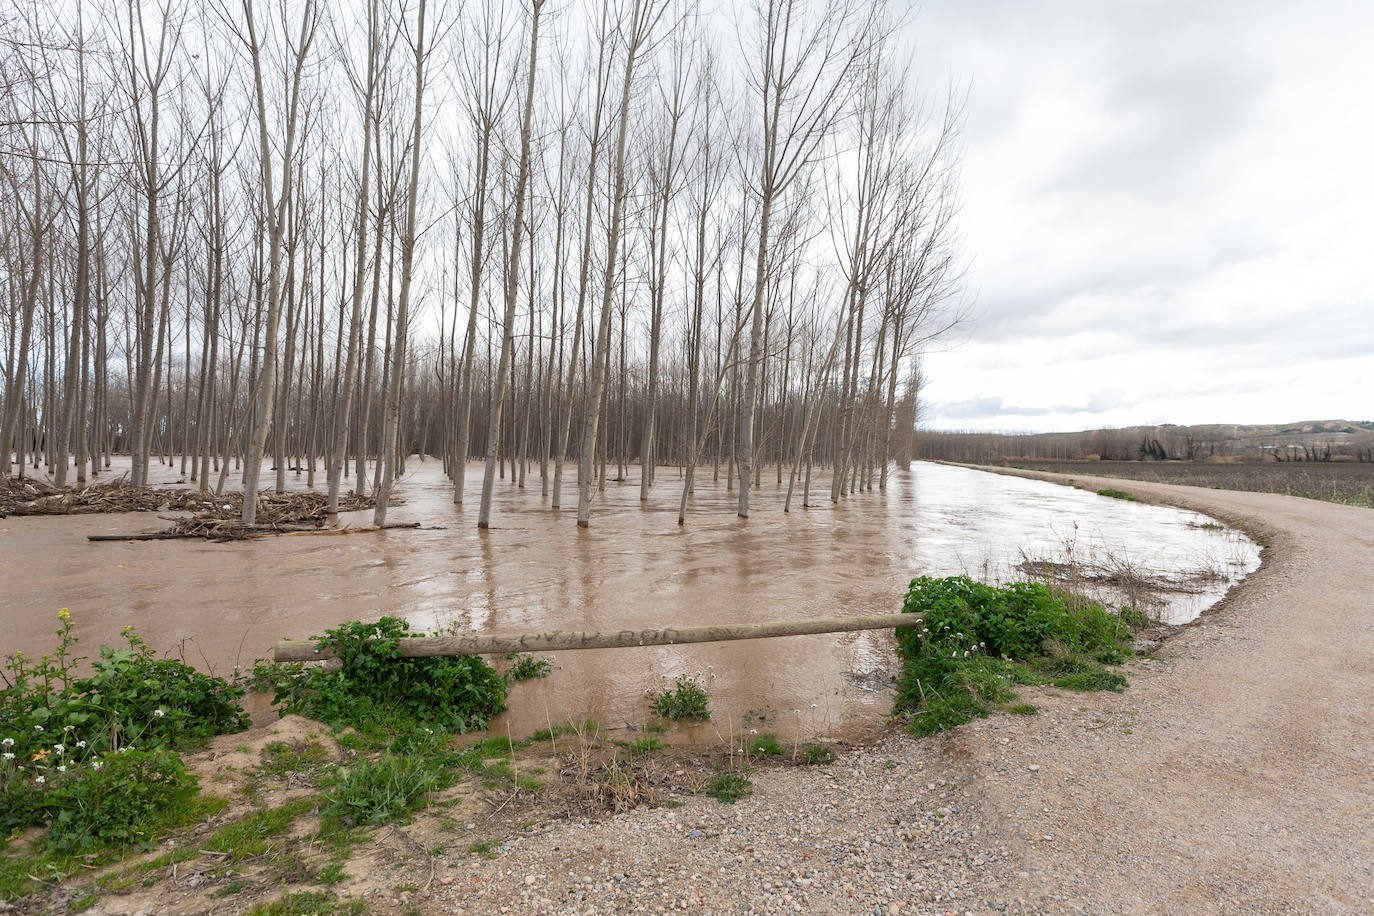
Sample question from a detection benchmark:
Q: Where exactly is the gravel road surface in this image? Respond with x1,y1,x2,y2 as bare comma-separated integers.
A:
419,475,1373,916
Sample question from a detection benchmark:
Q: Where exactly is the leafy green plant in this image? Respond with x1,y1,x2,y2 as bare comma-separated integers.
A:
647,675,710,721
0,612,246,846
801,744,833,765
895,577,1140,736
1,613,248,764
503,654,552,682
44,749,200,854
706,770,751,804
255,617,508,740
623,736,663,755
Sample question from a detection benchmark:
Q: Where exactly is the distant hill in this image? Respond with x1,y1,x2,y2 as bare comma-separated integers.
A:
919,420,1374,463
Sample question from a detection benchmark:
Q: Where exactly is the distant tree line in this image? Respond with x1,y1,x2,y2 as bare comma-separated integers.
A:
919,424,1374,464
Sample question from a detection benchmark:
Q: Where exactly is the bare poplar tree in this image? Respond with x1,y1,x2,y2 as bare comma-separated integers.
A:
577,0,670,527
735,0,877,517
477,0,546,529
235,0,318,525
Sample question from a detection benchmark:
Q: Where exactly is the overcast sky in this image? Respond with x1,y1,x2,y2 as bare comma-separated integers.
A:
902,0,1373,432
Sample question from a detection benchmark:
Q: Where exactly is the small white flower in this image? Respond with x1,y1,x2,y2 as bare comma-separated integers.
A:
2,753,13,760
1,738,12,747
75,741,86,749
91,761,101,771
35,775,45,784
54,744,64,754
153,709,166,718
64,725,74,732
57,765,67,773
33,725,43,732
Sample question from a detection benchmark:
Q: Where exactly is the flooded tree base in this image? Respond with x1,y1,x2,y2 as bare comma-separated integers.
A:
2,459,1257,743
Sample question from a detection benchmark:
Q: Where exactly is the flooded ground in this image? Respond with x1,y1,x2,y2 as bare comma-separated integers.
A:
1,459,1257,740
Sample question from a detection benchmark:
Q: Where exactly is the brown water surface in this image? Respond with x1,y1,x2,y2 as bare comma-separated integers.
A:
0,459,1256,741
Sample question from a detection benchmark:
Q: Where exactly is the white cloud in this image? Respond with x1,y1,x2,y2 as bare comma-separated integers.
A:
906,0,1374,431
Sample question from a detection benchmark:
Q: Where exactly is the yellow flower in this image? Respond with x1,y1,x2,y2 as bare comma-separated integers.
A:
31,749,50,761
58,608,71,621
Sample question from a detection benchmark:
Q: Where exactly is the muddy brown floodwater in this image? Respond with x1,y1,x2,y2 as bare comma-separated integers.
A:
0,459,1257,742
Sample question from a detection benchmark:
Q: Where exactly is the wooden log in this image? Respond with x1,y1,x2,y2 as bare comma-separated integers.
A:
87,531,197,542
88,522,421,542
273,612,925,662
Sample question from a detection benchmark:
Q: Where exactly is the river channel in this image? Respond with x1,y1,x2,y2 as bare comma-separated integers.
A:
1,460,1259,740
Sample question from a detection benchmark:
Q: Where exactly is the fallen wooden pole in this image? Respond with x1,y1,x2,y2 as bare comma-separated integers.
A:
273,612,924,662
89,522,420,542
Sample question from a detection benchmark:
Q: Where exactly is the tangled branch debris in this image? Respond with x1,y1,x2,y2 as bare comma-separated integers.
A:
0,475,396,541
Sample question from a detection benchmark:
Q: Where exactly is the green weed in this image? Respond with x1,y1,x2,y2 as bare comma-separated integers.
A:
745,732,783,758
706,771,751,804
503,654,552,682
647,675,710,721
1095,488,1136,501
203,796,320,860
321,737,453,826
895,577,1141,736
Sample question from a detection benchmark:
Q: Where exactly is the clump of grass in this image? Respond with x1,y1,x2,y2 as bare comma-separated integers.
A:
895,576,1142,737
246,890,365,916
1095,488,1136,500
466,838,500,858
531,719,596,742
321,737,453,826
259,738,331,778
706,770,752,804
623,736,663,755
203,796,320,860
800,744,834,765
1007,703,1038,716
745,732,783,758
647,674,711,722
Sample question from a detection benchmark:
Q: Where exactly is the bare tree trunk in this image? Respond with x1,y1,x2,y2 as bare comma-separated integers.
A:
477,0,544,528
375,0,430,526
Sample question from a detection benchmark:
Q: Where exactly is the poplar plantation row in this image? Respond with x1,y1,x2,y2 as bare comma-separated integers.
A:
0,0,965,529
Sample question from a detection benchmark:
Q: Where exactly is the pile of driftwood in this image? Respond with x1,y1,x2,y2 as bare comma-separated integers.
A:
0,476,208,517
158,490,380,541
0,474,413,542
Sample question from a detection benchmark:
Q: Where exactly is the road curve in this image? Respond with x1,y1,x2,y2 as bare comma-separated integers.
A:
969,469,1374,914
414,470,1372,916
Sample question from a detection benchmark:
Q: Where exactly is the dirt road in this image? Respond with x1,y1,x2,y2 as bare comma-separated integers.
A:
950,471,1374,914
419,473,1373,915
